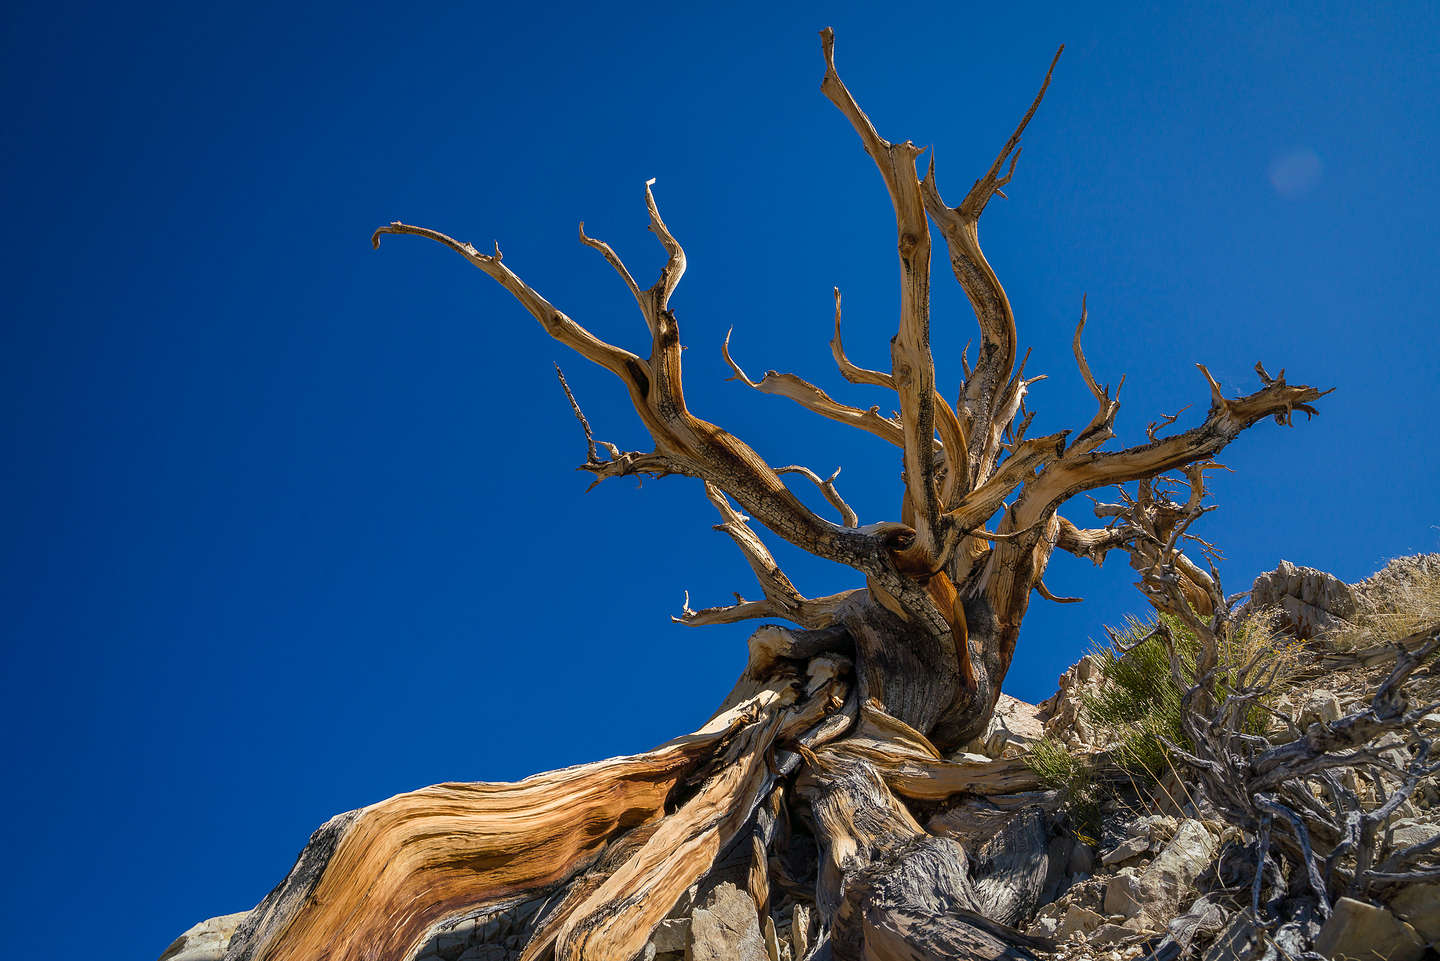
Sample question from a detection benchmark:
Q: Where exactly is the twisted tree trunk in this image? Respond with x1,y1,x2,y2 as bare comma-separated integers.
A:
189,28,1329,961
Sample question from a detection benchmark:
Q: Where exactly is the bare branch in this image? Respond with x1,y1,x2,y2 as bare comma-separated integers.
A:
821,27,940,553
776,465,859,528
577,222,647,327
674,484,853,629
1017,365,1330,520
1071,294,1104,403
1034,579,1083,604
960,46,1064,221
920,46,1063,487
1147,405,1190,443
945,431,1070,531
971,349,1049,484
1053,515,1132,565
372,222,645,383
829,287,894,388
555,365,599,464
935,390,972,511
827,288,970,511
1061,296,1124,460
722,329,908,448
643,178,686,313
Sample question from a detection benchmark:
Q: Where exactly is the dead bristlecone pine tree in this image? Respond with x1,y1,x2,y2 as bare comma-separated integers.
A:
173,28,1331,961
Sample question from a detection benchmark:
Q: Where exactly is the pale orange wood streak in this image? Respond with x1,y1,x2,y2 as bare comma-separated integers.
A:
822,706,1041,800
523,677,846,961
553,712,785,961
877,754,1043,800
253,726,747,961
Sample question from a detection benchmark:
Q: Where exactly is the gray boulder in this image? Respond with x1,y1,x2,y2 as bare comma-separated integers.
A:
1314,897,1427,961
1246,560,1356,638
1388,883,1440,947
686,882,768,961
158,912,250,961
1121,819,1217,928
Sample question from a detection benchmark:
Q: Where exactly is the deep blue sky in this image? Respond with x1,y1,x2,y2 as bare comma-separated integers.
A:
4,1,1437,957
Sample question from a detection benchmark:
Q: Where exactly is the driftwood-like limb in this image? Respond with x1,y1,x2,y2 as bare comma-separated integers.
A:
799,748,1048,960
676,483,853,630
722,329,907,448
225,685,790,961
920,47,1062,489
830,287,894,389
642,177,686,315
821,27,941,555
777,465,860,529
372,224,644,382
1033,579,1082,604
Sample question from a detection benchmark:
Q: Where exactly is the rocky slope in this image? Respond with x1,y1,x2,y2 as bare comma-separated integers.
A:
161,556,1440,961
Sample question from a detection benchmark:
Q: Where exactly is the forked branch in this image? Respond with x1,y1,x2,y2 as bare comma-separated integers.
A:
920,46,1063,490
375,189,901,587
676,483,854,629
722,329,907,448
821,27,940,554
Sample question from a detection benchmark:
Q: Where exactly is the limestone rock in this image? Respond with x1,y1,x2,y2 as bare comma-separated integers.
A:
686,882,768,961
1103,873,1145,919
157,912,250,961
1387,883,1440,946
1101,835,1150,867
1313,897,1426,961
1038,655,1105,749
1055,904,1106,938
1351,554,1440,611
1299,689,1343,727
1387,819,1440,866
1246,560,1356,638
970,693,1047,758
1375,732,1411,770
1026,914,1059,939
651,918,690,953
1128,819,1216,927
1088,922,1140,946
1102,814,1179,867
790,903,811,959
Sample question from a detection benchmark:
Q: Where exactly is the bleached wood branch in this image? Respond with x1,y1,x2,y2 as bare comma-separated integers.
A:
676,483,853,630
821,27,941,554
920,46,1063,491
721,328,907,448
828,287,894,389
776,465,859,529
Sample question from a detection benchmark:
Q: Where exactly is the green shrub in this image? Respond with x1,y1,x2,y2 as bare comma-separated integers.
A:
1082,611,1285,781
1026,735,1102,842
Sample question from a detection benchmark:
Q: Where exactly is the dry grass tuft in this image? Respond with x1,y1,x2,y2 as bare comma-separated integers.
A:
1325,555,1440,651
